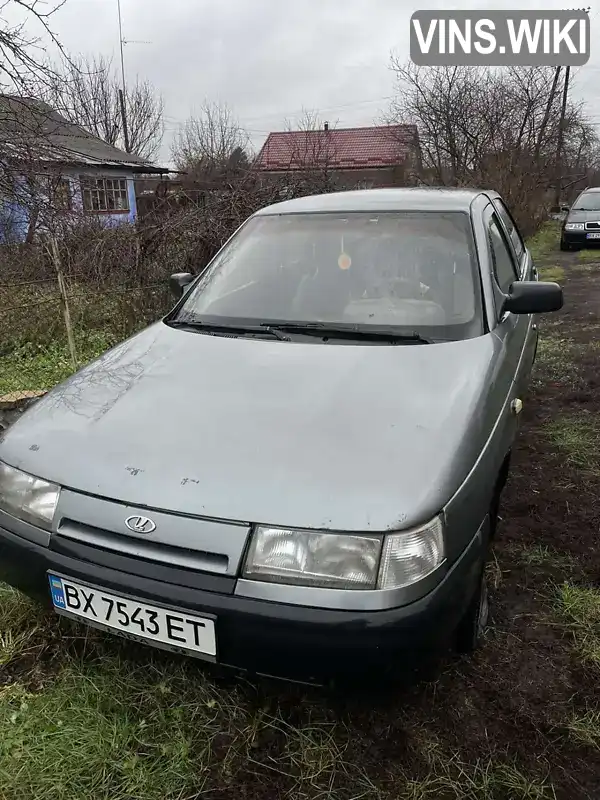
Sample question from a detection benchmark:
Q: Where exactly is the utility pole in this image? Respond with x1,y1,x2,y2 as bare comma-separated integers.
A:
554,65,571,207
535,65,561,162
117,0,131,152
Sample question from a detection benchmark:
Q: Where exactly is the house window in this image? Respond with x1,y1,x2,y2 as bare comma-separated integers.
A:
53,179,72,210
40,176,72,210
80,177,130,212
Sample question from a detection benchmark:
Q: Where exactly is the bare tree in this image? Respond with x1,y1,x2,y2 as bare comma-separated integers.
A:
386,60,600,231
0,0,68,92
171,101,250,180
283,109,337,182
0,2,77,243
38,53,164,160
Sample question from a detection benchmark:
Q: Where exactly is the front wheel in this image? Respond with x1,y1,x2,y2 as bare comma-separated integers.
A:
560,238,573,251
455,565,489,654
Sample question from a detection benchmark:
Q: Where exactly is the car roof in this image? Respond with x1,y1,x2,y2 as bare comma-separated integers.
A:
255,187,497,216
579,186,600,193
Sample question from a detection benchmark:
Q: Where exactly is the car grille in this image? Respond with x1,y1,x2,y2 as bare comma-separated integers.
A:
57,518,229,572
584,221,600,230
50,519,235,593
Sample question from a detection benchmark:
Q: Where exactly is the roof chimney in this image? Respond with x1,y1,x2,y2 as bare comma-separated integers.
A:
324,121,329,131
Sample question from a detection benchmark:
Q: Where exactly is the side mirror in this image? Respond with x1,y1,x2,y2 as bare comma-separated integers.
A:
169,272,194,299
503,281,563,315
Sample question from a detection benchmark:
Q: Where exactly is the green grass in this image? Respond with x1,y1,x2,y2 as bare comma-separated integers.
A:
0,656,260,800
528,221,561,263
533,333,578,386
0,285,170,396
0,332,118,395
0,652,558,800
544,415,600,475
537,266,565,283
0,595,371,800
557,583,600,670
513,544,576,571
0,580,559,800
577,248,600,263
0,585,44,667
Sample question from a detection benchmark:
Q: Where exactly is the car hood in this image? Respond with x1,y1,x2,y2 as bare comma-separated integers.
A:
566,209,600,224
0,323,501,532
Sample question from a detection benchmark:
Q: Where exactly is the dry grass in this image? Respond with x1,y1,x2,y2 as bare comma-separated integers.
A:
0,585,44,667
566,709,600,748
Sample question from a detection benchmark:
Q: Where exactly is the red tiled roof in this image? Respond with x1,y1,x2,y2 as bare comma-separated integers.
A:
254,125,417,171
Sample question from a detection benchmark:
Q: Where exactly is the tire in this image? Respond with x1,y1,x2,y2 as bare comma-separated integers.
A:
455,495,498,654
455,563,489,654
489,456,510,539
560,237,577,251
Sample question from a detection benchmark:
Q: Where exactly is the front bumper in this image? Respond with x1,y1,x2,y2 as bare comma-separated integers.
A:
0,522,482,680
562,229,600,245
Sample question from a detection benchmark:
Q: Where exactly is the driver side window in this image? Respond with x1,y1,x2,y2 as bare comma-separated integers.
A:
489,216,518,294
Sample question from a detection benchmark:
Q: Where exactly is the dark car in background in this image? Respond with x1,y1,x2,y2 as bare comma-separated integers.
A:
560,187,600,250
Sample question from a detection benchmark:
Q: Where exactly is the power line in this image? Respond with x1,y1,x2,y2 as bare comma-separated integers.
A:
159,90,395,137
240,95,393,126
571,4,599,80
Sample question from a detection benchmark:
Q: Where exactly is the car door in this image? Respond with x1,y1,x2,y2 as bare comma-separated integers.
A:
483,205,534,430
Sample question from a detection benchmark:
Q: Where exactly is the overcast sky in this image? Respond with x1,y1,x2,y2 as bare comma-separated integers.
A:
16,0,600,164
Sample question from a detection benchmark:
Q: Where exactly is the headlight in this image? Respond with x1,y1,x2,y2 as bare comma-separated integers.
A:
377,516,444,589
243,527,381,589
0,462,60,530
243,517,445,591
565,222,585,230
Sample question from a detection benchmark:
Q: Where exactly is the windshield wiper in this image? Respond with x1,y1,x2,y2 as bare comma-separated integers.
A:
261,322,433,343
168,319,291,341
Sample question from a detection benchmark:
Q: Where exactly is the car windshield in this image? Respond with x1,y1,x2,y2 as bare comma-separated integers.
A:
172,211,483,341
572,193,600,210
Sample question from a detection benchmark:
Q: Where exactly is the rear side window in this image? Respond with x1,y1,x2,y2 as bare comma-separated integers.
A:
492,199,525,261
489,217,518,294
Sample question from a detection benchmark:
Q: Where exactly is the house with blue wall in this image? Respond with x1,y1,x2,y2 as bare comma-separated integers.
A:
0,96,168,242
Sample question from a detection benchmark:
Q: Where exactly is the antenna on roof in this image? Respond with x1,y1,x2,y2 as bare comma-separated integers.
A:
116,0,130,153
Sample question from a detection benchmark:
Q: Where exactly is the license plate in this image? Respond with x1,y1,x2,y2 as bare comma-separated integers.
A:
586,232,600,239
48,574,216,658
